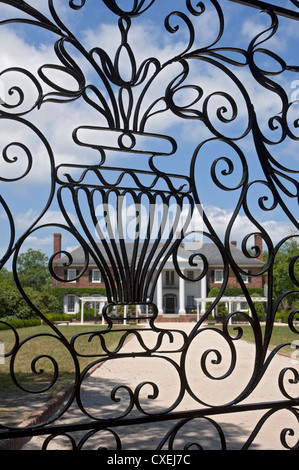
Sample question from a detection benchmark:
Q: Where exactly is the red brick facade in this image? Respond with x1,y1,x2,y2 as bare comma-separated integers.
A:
52,234,106,289
52,264,264,291
208,266,264,291
51,234,265,292
52,265,106,289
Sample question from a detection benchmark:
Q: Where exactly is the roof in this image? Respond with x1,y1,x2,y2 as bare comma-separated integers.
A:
54,240,264,268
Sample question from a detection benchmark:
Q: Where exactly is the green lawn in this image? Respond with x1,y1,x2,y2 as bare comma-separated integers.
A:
0,324,136,392
0,324,136,424
226,323,299,356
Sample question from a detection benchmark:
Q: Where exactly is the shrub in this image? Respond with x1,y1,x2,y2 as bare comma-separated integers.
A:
274,312,289,323
207,286,264,298
250,292,265,319
0,318,41,330
208,287,221,298
217,302,228,318
44,313,74,323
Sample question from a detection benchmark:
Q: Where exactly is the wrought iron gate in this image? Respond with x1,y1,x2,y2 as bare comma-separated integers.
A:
0,0,298,451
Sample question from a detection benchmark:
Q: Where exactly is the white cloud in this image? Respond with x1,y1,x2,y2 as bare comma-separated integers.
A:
16,209,77,230
0,22,108,181
65,245,79,254
22,235,52,248
203,204,296,247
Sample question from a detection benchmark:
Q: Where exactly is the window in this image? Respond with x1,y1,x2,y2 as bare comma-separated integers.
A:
186,271,194,281
214,269,223,283
241,272,249,283
92,269,101,282
67,295,76,313
165,270,175,286
67,269,77,282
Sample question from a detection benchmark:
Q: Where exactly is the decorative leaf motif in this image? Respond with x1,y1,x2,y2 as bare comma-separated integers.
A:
38,64,84,104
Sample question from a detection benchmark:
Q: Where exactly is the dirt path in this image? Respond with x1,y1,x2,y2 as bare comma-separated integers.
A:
18,323,299,450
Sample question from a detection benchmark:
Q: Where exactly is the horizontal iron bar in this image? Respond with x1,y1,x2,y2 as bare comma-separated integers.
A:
0,399,298,441
229,0,299,20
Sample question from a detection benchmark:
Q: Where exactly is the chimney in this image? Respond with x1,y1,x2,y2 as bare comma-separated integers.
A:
231,241,237,247
53,233,62,261
254,233,263,262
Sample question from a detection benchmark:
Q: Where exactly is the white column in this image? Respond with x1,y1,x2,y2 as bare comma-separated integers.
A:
80,299,85,325
228,300,232,325
157,273,163,315
200,273,207,314
179,270,186,314
124,305,127,325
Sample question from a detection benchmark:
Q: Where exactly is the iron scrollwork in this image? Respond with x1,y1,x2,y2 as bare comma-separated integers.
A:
0,0,298,450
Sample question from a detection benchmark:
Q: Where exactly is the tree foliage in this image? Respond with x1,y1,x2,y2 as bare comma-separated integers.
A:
16,248,51,291
0,249,58,319
266,236,299,310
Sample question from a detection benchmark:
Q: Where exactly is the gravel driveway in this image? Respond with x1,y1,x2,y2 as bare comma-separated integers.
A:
21,322,299,450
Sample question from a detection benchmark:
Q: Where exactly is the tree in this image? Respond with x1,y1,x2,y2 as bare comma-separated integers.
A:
268,236,299,310
16,248,51,291
0,267,14,286
0,284,22,318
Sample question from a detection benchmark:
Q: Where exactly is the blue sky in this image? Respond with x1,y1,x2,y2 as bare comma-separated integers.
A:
0,0,298,268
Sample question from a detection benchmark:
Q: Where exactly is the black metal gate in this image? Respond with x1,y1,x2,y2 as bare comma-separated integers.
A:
0,0,298,451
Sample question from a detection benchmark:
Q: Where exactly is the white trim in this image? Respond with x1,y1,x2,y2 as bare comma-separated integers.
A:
79,296,107,325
